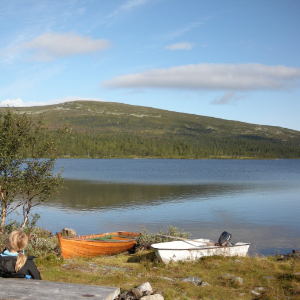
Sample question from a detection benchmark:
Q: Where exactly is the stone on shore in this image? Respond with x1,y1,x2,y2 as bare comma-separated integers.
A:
140,295,164,300
181,276,202,285
136,282,153,294
117,282,161,300
231,276,243,286
61,228,77,237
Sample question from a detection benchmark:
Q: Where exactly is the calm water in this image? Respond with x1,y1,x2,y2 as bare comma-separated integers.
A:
16,159,300,256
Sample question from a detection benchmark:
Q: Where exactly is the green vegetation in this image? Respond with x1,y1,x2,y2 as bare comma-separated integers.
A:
137,226,191,250
4,100,300,159
0,109,68,232
2,226,300,299
36,253,300,300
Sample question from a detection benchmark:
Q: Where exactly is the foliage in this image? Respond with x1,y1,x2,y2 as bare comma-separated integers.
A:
136,226,191,250
3,101,300,159
54,131,300,159
26,234,60,258
0,109,68,232
4,213,40,235
0,225,60,258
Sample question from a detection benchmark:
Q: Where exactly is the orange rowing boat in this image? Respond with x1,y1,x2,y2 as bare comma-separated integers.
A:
57,231,140,259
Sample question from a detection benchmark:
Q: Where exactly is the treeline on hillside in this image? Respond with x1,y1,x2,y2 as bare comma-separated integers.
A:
53,131,300,159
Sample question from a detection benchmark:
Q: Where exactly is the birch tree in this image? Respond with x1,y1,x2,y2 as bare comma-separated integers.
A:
0,109,67,232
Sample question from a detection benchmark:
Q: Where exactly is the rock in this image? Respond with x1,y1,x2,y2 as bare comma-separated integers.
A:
201,282,210,287
265,276,274,280
231,276,243,286
160,277,173,282
286,253,300,260
136,282,153,294
140,295,164,300
181,276,202,285
131,288,144,299
61,228,77,237
251,290,260,296
278,250,300,261
254,287,267,291
234,259,244,264
118,291,135,300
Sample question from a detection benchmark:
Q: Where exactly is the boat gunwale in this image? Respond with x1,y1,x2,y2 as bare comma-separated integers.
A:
61,238,137,243
151,243,251,251
58,232,140,243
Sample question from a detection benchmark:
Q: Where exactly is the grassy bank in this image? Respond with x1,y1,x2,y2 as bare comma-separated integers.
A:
1,227,299,299
35,250,300,300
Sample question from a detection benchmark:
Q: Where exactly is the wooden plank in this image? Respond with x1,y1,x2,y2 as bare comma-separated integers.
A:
0,278,120,300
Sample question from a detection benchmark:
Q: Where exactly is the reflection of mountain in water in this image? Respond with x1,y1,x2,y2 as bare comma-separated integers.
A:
45,180,260,211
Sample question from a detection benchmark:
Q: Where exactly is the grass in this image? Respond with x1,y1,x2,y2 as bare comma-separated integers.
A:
35,250,300,300
2,225,299,299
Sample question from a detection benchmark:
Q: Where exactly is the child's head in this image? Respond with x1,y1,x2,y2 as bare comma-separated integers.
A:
7,230,28,252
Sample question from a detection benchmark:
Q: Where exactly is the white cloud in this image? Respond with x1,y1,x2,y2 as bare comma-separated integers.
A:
107,0,150,19
162,21,205,40
164,42,195,50
24,32,111,61
103,63,300,91
0,97,104,107
211,92,247,105
0,98,25,107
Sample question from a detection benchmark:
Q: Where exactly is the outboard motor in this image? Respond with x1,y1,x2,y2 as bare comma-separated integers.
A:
218,231,233,246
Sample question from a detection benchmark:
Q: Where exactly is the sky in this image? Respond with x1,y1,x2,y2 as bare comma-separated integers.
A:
1,0,300,131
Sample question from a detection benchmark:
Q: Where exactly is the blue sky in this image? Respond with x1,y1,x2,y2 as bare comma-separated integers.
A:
1,0,300,130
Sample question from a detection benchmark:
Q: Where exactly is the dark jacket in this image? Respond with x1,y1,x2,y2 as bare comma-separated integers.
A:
0,255,42,280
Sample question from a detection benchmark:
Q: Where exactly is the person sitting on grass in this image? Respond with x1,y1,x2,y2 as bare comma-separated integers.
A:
0,230,41,280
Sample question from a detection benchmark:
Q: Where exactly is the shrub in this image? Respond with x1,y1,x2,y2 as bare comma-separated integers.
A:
136,226,191,250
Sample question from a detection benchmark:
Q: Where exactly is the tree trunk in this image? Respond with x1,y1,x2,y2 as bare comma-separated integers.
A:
20,200,31,230
0,207,6,233
0,188,7,233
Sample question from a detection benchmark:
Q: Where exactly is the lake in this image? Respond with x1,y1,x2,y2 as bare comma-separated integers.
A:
17,159,300,256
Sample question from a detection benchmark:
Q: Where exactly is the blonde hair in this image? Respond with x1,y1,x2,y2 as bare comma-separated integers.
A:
7,230,28,272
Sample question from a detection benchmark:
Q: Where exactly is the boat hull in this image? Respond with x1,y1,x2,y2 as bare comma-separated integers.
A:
57,231,140,259
151,239,250,264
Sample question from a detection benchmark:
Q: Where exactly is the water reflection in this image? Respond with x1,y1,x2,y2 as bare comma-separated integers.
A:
46,180,277,210
29,159,300,256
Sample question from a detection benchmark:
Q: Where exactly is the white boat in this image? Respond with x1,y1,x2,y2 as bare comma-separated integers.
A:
151,238,250,264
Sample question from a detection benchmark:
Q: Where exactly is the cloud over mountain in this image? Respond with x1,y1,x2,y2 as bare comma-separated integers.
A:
103,63,300,91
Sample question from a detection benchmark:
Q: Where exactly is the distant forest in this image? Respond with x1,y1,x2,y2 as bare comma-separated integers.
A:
54,131,300,159
4,101,300,159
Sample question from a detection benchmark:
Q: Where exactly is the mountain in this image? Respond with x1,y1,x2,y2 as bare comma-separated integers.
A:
4,101,300,159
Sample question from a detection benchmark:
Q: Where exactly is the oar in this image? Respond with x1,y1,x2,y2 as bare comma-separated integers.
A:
156,234,211,246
